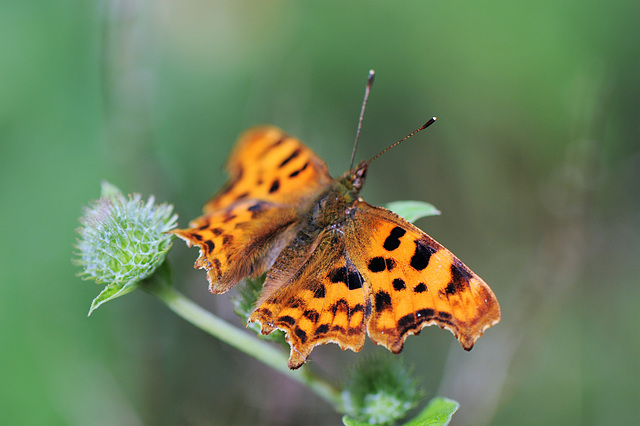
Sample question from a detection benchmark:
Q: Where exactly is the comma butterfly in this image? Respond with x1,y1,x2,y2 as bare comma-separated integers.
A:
172,72,500,369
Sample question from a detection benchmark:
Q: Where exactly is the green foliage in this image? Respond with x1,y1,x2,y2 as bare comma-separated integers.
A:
385,201,440,224
342,397,458,426
74,182,177,315
404,397,459,426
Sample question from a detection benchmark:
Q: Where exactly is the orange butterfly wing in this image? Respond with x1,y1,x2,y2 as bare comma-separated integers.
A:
249,200,500,368
204,126,332,212
172,126,333,293
250,229,369,369
346,201,500,353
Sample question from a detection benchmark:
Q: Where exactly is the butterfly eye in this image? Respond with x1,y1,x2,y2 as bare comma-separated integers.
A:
352,162,368,191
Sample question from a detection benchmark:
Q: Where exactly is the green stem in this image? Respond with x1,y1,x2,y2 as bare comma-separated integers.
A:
141,263,342,407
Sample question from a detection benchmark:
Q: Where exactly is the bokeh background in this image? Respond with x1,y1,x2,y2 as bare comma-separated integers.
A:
1,1,638,425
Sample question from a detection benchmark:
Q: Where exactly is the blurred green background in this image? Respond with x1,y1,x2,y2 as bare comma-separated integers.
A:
1,1,638,424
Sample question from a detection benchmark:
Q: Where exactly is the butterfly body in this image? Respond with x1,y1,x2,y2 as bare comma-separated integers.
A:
173,126,500,369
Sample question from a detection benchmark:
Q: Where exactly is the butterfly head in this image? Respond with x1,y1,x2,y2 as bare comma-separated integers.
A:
340,160,368,196
352,160,369,193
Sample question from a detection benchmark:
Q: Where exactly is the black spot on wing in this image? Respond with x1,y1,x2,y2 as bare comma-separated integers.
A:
315,324,330,335
294,327,307,344
331,325,346,333
303,310,320,323
397,308,436,335
397,314,416,332
269,179,280,194
374,291,392,312
413,283,427,293
278,148,301,168
417,308,435,319
313,284,326,298
289,162,309,178
347,327,362,336
410,240,437,271
393,278,406,291
368,257,386,272
383,226,406,251
368,256,396,273
331,299,349,315
329,265,364,290
328,267,347,283
385,258,396,270
448,258,472,295
438,311,451,320
278,315,295,326
287,297,303,309
204,240,215,252
445,283,457,295
255,307,270,316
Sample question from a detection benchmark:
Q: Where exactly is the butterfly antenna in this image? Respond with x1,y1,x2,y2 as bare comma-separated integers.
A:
350,69,376,171
365,117,437,166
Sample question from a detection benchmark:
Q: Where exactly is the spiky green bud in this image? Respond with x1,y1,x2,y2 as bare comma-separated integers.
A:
74,181,177,315
341,356,422,425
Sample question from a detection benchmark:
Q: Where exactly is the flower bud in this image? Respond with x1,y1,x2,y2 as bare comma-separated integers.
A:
341,356,421,425
74,182,177,314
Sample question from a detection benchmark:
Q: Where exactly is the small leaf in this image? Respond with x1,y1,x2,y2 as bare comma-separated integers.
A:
100,180,124,199
89,281,138,315
342,415,370,426
404,397,459,426
385,201,440,223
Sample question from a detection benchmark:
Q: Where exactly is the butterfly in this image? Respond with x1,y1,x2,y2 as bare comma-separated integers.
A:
172,117,501,369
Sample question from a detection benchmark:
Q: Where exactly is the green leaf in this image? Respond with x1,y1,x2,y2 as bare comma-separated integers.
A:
88,281,138,316
385,201,440,223
342,415,370,426
100,180,124,199
404,397,459,426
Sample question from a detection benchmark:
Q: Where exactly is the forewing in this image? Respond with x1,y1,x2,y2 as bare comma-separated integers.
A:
173,126,333,293
249,229,369,369
205,126,332,212
346,201,501,353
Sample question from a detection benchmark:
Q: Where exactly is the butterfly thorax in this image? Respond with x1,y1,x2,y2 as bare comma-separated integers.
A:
305,162,368,231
